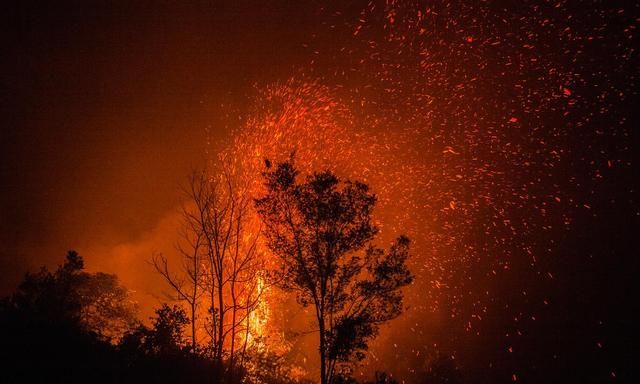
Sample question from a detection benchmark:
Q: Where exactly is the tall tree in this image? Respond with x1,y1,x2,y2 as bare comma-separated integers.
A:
152,204,205,352
255,160,414,384
162,165,264,376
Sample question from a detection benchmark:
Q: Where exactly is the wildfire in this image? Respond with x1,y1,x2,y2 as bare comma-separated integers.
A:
246,274,269,348
207,0,634,378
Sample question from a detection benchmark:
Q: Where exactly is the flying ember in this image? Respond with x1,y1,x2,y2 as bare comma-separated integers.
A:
1,1,636,383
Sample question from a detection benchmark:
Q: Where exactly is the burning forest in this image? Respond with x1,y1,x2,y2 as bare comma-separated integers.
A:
1,1,638,383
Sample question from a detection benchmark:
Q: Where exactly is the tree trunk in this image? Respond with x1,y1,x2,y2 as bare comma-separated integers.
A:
217,277,225,366
319,316,327,384
191,301,197,352
229,287,237,383
240,312,250,368
210,283,218,360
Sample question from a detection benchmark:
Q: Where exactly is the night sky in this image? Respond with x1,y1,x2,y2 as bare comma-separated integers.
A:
1,1,638,383
1,0,319,286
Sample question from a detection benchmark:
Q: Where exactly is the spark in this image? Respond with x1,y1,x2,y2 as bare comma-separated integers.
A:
208,0,635,379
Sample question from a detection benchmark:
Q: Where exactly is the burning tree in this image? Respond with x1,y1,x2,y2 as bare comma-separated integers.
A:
255,159,413,384
153,164,265,378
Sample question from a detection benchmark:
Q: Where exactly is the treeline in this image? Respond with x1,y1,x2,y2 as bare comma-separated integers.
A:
0,160,456,384
0,252,202,382
0,252,436,384
0,250,304,384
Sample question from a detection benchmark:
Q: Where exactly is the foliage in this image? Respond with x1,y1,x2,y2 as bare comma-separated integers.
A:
120,304,190,356
0,251,225,383
255,159,414,384
242,345,313,384
0,251,136,382
7,250,138,341
0,248,377,384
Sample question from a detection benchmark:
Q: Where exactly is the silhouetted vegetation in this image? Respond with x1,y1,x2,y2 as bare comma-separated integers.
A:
256,159,414,384
0,251,132,382
0,251,223,383
152,165,265,382
0,166,435,384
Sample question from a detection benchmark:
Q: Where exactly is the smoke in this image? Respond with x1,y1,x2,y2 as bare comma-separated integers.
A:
2,1,636,382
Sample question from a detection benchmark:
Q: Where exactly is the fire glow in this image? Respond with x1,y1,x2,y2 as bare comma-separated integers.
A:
1,0,635,382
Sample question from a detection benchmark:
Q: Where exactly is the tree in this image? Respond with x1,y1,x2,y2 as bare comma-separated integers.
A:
152,212,205,352
118,304,221,384
255,159,414,384
0,251,138,383
122,304,190,356
9,250,137,341
160,165,264,378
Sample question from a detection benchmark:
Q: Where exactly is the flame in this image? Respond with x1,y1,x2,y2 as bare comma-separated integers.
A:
205,0,632,377
247,274,269,348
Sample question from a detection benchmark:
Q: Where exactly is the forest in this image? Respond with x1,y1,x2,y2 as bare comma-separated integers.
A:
1,160,426,384
1,1,636,383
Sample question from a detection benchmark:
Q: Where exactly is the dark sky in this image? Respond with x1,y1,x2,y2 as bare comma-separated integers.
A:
1,0,334,291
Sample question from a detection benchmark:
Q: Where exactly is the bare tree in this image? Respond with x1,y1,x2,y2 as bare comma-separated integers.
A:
151,222,204,352
158,164,265,377
255,159,414,384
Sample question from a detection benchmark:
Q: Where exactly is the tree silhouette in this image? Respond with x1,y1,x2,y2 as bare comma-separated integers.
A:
9,250,137,341
152,219,205,353
118,303,222,383
120,304,189,356
153,165,266,379
255,159,414,384
0,251,137,382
